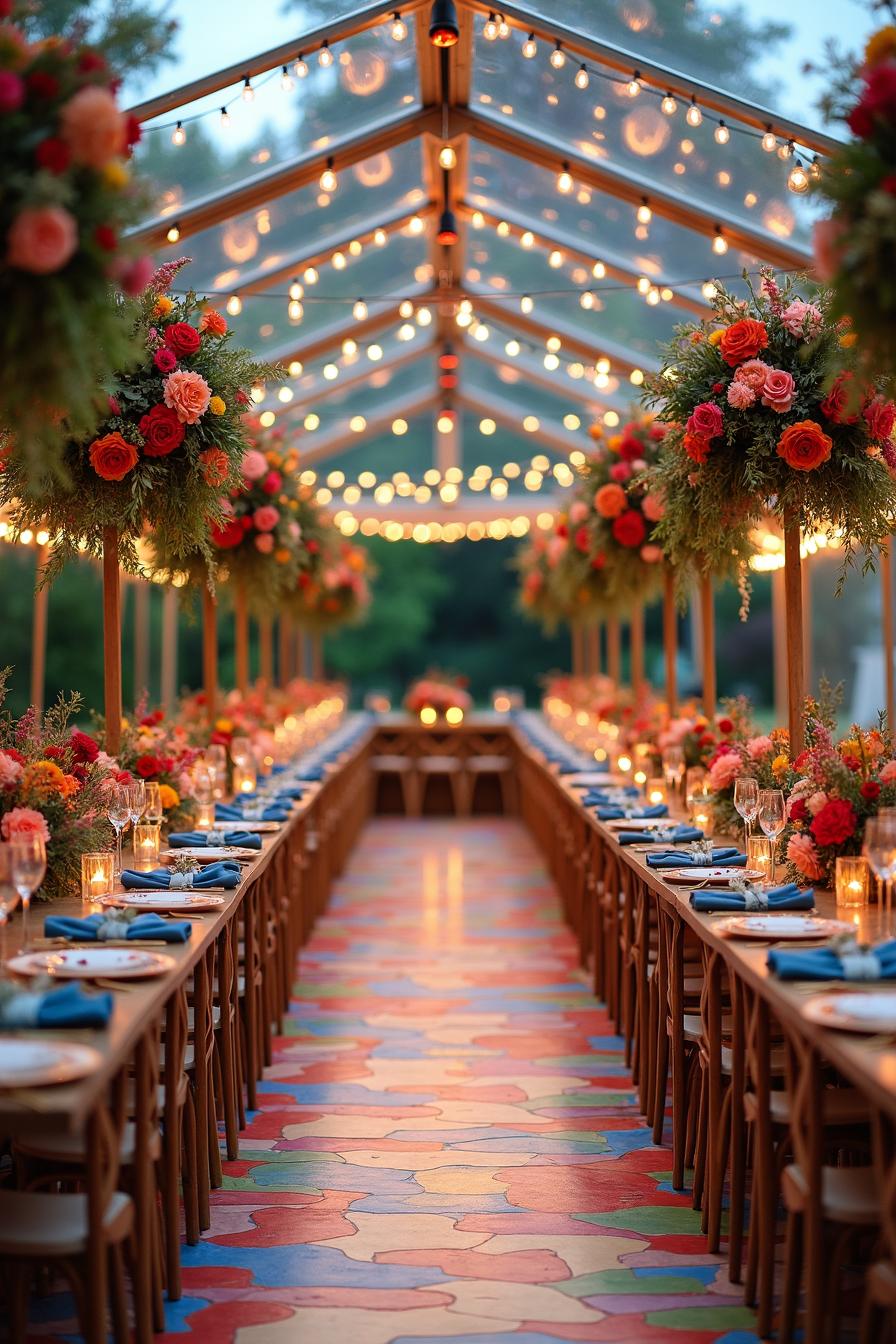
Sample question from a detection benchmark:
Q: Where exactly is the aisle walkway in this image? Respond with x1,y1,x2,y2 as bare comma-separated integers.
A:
173,818,758,1344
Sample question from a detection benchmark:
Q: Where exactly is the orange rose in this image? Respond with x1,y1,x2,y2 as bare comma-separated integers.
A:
776,420,833,472
720,318,769,367
594,483,627,518
199,308,227,336
88,432,139,481
198,447,229,486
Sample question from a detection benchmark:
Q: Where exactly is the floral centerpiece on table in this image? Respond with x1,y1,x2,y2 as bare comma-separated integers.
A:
658,708,737,772
645,269,896,609
2,257,273,578
405,674,472,720
698,697,795,836
783,717,895,884
811,19,896,398
0,673,126,901
0,2,150,479
104,697,200,829
289,538,372,632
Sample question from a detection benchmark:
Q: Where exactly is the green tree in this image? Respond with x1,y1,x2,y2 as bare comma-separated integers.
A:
21,1,178,86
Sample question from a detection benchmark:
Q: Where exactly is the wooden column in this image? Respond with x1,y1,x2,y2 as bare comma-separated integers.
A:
160,585,178,714
571,625,584,677
201,587,217,730
296,628,309,680
30,544,49,714
102,526,123,755
234,584,249,694
259,616,273,686
783,518,805,758
662,568,678,714
279,613,293,687
699,572,716,719
882,541,895,733
607,616,622,686
311,632,324,680
771,566,788,725
133,580,150,699
630,600,645,698
802,550,812,699
586,622,601,677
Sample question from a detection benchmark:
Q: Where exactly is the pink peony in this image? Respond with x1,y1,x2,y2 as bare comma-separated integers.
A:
162,368,211,424
807,790,829,817
780,299,824,339
880,760,896,784
2,806,50,844
610,461,632,482
747,734,774,760
287,521,302,539
639,543,663,563
569,500,589,525
812,216,846,282
0,750,23,788
642,492,665,522
252,505,279,532
59,85,125,169
254,532,274,553
686,401,724,440
787,831,825,881
734,359,772,392
727,380,755,409
761,369,796,413
240,449,268,481
547,535,568,567
7,205,77,274
708,751,743,791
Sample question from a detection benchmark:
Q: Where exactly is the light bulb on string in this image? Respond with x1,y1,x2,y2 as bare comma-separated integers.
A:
288,299,303,321
788,158,810,193
166,223,181,243
520,294,534,314
626,71,641,97
399,299,414,318
714,120,730,144
331,250,346,269
778,139,794,160
498,15,510,37
294,53,308,77
575,64,589,90
353,299,368,321
390,11,407,40
522,32,537,57
303,266,318,284
580,290,595,310
761,125,776,152
373,228,387,246
636,197,652,224
219,106,231,127
685,97,702,127
592,260,606,278
809,156,821,181
520,229,534,248
550,40,565,69
226,294,242,316
289,279,303,301
242,76,254,102
319,157,337,192
483,11,498,40
712,226,728,255
661,91,677,115
438,143,457,169
171,120,186,146
557,162,573,194
318,40,333,67
280,65,293,90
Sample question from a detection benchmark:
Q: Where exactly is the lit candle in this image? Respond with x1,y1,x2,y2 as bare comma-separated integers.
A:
194,801,215,831
232,764,257,796
835,856,869,909
133,823,160,872
81,851,115,900
647,779,667,807
747,835,773,878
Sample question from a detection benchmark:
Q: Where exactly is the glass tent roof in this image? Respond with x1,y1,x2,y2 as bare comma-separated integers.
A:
128,0,863,522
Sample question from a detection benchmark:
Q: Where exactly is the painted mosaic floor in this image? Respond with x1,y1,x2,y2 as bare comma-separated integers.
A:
40,817,761,1342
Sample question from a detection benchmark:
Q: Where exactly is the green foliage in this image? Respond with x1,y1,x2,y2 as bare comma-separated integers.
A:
20,1,178,84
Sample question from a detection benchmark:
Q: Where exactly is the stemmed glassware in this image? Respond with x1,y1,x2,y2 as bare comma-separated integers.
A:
204,745,227,799
0,844,20,964
142,781,163,826
10,834,46,952
757,788,786,878
863,816,896,926
108,784,131,879
734,777,760,854
663,746,685,798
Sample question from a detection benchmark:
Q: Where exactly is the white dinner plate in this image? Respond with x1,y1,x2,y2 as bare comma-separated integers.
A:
801,992,896,1033
0,1039,103,1088
7,948,175,979
230,820,281,832
663,867,768,885
161,846,258,862
567,772,623,787
604,817,680,831
717,915,852,941
99,892,226,912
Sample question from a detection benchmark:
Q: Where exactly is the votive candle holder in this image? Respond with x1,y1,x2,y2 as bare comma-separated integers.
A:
133,823,160,872
81,851,115,901
835,855,869,909
747,835,774,882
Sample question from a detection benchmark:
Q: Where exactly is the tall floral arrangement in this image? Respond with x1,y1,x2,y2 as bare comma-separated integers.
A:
290,537,372,632
514,525,591,631
0,3,150,478
2,258,273,576
645,270,896,605
812,18,896,397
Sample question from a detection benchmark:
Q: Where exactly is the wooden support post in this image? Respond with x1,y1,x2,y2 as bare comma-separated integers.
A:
662,568,678,714
311,632,324,680
30,544,49,714
133,580,150,699
783,518,805,758
201,587,217,731
259,615,273,686
279,613,293,687
802,550,812,700
296,628,308,680
772,567,788,726
607,616,621,686
571,625,583,677
699,572,716,719
102,527,123,755
630,600,645,698
161,586,177,714
586,623,601,677
882,541,895,733
234,584,249,694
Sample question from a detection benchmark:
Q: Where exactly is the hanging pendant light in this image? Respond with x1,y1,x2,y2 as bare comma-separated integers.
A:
437,207,459,245
429,0,459,47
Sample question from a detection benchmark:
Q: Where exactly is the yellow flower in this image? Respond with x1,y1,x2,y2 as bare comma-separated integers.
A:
839,332,858,348
209,396,226,415
103,159,129,189
274,548,291,563
159,784,180,810
608,434,623,451
215,717,233,734
707,329,724,346
771,753,790,777
154,296,174,317
865,25,896,67
23,760,68,795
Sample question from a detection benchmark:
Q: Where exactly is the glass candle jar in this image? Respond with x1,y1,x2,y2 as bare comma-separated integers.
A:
646,778,667,807
747,835,774,882
194,800,215,831
835,855,869,909
132,823,160,872
81,851,115,900
232,763,257,796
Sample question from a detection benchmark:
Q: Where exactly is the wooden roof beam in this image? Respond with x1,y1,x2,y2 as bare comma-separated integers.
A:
460,338,626,415
458,388,582,460
263,341,436,420
291,392,438,465
261,283,432,369
469,293,653,377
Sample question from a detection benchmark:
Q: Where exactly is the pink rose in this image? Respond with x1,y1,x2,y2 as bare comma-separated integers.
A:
610,461,632,482
569,500,589,524
747,734,773,760
761,369,795,413
252,505,279,532
241,449,268,481
162,368,211,424
880,760,896,784
727,380,755,409
1,806,50,844
0,70,23,112
547,535,568,567
864,395,896,440
254,532,274,553
812,216,846,282
708,751,743,791
153,346,177,374
787,831,825,881
112,254,153,297
686,401,724,439
807,790,829,817
59,84,125,169
7,206,77,274
642,492,665,522
639,543,663,563
0,750,23,788
781,299,823,340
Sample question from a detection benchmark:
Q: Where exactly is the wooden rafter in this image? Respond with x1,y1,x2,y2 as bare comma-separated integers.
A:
461,338,624,415
469,293,651,376
295,392,438,465
264,341,436,421
261,284,432,369
458,388,582,460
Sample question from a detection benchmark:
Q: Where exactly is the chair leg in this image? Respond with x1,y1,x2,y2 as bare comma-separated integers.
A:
109,1243,129,1344
691,1067,708,1209
779,1209,803,1344
182,1087,201,1246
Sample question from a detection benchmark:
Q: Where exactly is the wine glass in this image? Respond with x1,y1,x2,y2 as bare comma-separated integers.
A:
204,745,227,800
191,764,214,805
230,736,252,767
10,834,46,952
685,766,706,810
863,816,896,923
758,788,786,877
0,845,20,965
663,745,685,796
107,784,131,879
734,777,760,852
143,781,163,825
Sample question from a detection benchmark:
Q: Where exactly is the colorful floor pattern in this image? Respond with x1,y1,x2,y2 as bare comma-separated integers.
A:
39,817,761,1342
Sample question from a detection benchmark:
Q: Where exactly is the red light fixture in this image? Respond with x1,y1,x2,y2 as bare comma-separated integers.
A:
429,0,459,47
439,372,458,390
437,207,458,245
439,346,458,370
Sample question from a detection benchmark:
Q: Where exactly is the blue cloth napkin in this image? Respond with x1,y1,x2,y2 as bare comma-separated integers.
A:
768,938,896,981
167,830,262,850
215,802,290,823
44,912,193,943
618,824,704,846
121,862,241,890
582,787,641,804
292,769,323,783
595,803,669,821
0,982,113,1029
691,882,815,913
647,847,747,869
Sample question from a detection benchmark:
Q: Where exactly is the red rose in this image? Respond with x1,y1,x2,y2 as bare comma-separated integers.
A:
44,745,65,760
70,730,99,764
139,404,185,457
135,754,162,779
717,716,734,734
27,71,60,100
612,509,647,548
684,433,710,464
862,781,882,801
618,434,644,462
35,137,71,173
820,372,859,424
699,732,716,747
78,50,107,75
810,798,857,847
262,470,282,494
776,420,833,472
124,113,142,149
720,318,769,366
686,401,724,439
789,798,808,823
5,748,25,766
864,395,896,440
555,522,568,539
94,225,117,251
574,526,590,553
849,61,896,139
590,552,606,569
153,347,177,374
163,322,201,358
211,518,246,549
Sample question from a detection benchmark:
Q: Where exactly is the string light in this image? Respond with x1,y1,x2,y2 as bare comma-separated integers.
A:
373,228,387,246
788,158,810,193
497,15,510,37
550,40,565,69
171,120,185,146
280,65,293,91
626,71,641,97
661,91,677,115
714,120,730,145
319,157,337,192
636,197,652,224
352,299,368,320
294,54,309,77
556,162,573,194
483,11,499,40
219,107,230,126
331,250,346,269
761,125,776,152
712,226,728,255
686,96,702,127
575,64,589,90
390,11,407,40
289,280,303,301
242,76,254,102
318,40,333,67
288,299,303,321
522,32,537,57
166,223,180,243
226,294,242,315
520,294,534,314
438,143,457,169
580,290,595,309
